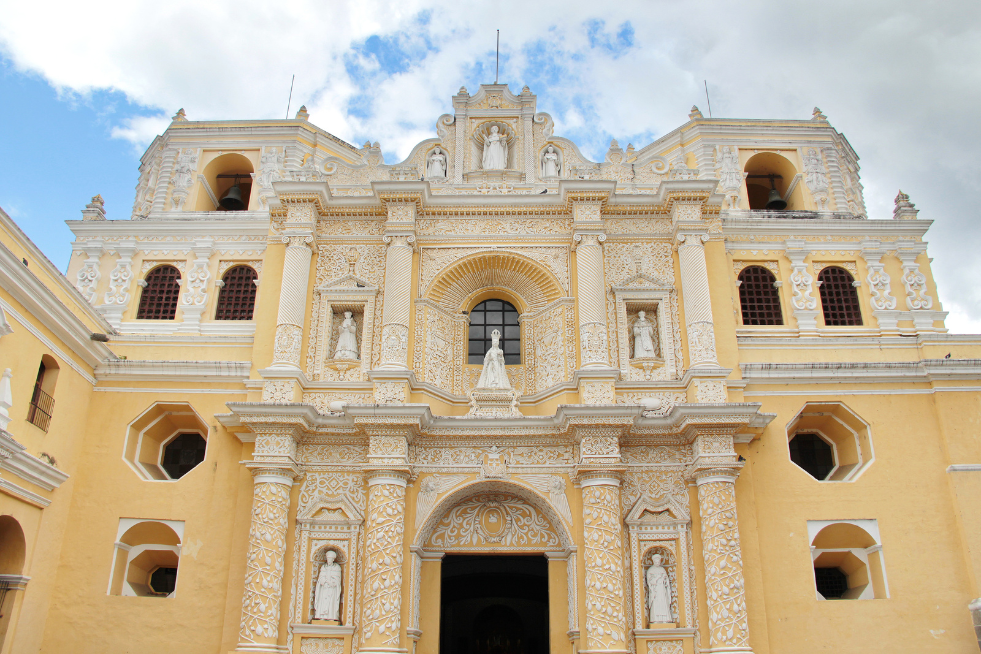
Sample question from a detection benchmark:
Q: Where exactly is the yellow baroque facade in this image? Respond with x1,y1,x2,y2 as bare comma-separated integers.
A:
0,85,979,653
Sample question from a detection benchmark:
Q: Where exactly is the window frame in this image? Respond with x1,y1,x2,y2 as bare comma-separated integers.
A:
737,265,784,326
817,266,863,326
136,265,182,320
214,264,258,320
467,299,521,365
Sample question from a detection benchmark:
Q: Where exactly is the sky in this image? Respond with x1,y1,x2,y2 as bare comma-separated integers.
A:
0,1,979,330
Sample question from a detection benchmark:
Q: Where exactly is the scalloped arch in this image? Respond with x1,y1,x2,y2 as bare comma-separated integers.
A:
426,251,565,313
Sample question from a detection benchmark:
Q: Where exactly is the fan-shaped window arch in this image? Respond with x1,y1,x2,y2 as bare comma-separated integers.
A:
215,265,257,320
468,299,520,364
738,266,783,325
136,265,181,320
818,266,862,326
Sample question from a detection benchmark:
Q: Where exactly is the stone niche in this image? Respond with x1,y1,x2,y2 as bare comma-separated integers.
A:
308,275,378,382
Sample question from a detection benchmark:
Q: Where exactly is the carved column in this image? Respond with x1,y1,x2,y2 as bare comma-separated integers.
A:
785,240,819,336
676,229,717,367
378,233,414,370
359,427,411,654
573,230,609,368
236,427,300,653
150,145,179,215
688,431,751,654
271,233,314,368
860,240,899,334
576,427,628,654
178,238,213,333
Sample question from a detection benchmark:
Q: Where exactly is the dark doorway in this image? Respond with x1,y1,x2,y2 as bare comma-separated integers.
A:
440,555,549,654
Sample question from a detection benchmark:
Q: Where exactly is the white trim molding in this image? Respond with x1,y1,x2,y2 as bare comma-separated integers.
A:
0,429,69,492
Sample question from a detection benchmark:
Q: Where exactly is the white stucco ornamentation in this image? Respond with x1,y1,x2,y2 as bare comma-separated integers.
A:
861,246,897,312
103,242,136,309
170,148,197,211
580,322,609,367
695,473,750,651
803,147,830,209
75,243,103,303
898,247,933,310
426,493,561,549
238,469,296,648
582,480,628,652
360,476,407,648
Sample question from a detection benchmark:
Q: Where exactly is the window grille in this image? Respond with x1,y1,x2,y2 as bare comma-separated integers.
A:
468,300,520,365
27,362,54,432
789,432,835,480
136,265,181,320
215,265,257,320
161,432,207,479
818,266,862,326
738,266,783,325
814,567,848,599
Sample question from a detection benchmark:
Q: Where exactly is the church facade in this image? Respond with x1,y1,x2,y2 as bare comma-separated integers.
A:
0,84,979,654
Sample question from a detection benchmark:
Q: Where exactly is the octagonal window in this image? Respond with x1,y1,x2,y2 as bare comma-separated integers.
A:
162,433,207,479
814,566,848,599
789,432,836,480
149,566,178,595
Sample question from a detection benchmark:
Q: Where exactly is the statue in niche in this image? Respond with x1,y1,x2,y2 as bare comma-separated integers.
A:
314,550,343,621
541,145,560,178
804,148,829,193
427,147,447,179
632,311,658,358
646,554,672,624
333,312,359,360
476,329,511,390
482,125,508,170
718,145,742,191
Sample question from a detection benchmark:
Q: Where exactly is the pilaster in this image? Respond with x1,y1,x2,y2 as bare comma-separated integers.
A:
896,240,934,331
99,239,136,328
785,240,819,336
75,240,104,304
178,238,214,333
571,192,610,374
860,240,899,335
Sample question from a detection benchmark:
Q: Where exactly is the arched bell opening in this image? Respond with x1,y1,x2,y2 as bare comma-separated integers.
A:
744,152,803,211
194,152,255,211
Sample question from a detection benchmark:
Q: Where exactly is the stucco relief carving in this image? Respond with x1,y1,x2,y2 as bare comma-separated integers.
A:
580,322,609,366
687,321,717,365
517,475,573,525
416,217,571,236
647,641,683,654
361,481,406,646
804,147,831,210
170,148,197,210
380,323,409,366
298,443,368,464
239,479,292,645
373,381,406,405
75,255,102,303
262,380,295,404
616,392,687,417
181,257,211,307
696,380,727,404
131,149,161,218
416,475,469,528
318,219,386,236
581,381,615,405
301,638,344,654
899,252,933,310
426,493,561,549
864,257,897,311
621,470,690,520
788,256,818,310
298,473,366,514
582,484,627,649
103,249,135,306
421,246,570,294
274,324,303,366
256,146,286,208
697,480,750,649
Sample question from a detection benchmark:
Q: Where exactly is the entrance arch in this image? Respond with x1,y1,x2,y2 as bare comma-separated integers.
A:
412,481,575,654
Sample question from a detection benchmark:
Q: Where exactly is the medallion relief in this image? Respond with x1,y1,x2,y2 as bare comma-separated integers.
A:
425,492,561,550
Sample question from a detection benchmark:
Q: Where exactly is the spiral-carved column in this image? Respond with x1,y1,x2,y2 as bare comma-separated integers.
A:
694,469,752,653
358,471,409,654
676,231,717,367
378,234,414,370
580,472,628,654
236,466,298,652
272,232,314,368
574,232,609,368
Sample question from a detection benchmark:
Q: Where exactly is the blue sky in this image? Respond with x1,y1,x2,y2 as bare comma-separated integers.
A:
0,1,979,329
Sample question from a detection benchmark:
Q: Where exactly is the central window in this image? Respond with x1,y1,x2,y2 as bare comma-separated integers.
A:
468,300,520,364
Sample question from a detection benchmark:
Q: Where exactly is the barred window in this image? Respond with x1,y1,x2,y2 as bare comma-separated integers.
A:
215,265,258,320
738,266,783,325
468,300,520,365
136,265,181,320
818,266,862,326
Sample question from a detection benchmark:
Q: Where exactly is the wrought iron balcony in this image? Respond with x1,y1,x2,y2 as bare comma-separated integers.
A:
27,383,54,432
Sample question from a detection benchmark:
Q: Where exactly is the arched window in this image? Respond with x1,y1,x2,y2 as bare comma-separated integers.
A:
468,299,520,364
738,266,783,325
137,265,181,320
215,265,258,320
27,355,58,431
818,266,862,326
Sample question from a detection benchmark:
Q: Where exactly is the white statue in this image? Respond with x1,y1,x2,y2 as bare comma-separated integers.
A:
804,148,829,193
427,147,447,179
717,145,742,191
632,311,657,358
476,329,511,389
314,550,343,621
333,312,359,360
646,554,672,624
541,145,560,178
482,126,507,170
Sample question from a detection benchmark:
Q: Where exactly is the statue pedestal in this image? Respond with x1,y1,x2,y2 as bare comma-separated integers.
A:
466,387,520,418
311,619,341,626
325,358,361,381
463,169,525,185
629,356,664,381
646,622,677,630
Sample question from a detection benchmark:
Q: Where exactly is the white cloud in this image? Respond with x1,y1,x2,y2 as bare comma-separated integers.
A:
1,0,980,330
110,114,171,151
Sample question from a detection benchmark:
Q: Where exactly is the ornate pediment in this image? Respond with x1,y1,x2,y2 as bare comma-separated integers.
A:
615,272,674,290
318,274,379,294
625,494,690,526
297,494,364,526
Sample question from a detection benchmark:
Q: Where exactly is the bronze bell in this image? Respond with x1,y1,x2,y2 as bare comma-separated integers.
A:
765,187,787,211
219,183,246,211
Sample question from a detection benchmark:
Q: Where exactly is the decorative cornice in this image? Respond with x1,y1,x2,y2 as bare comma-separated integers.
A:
0,429,69,492
94,359,251,383
741,359,981,385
